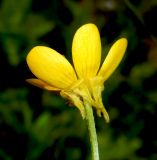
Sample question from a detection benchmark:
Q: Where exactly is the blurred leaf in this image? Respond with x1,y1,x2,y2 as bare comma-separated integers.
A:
129,62,156,88
42,91,66,109
1,37,21,66
0,0,54,66
65,0,94,23
31,112,54,143
0,89,32,131
98,132,141,160
24,14,54,41
147,91,157,103
0,149,12,160
0,0,32,32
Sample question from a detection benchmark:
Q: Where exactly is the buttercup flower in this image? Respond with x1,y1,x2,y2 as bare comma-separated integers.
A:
26,23,127,122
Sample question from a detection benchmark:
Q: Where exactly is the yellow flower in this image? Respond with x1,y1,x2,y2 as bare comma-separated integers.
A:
26,23,127,122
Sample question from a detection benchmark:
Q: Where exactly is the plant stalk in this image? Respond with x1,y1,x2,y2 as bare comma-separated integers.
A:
84,101,99,160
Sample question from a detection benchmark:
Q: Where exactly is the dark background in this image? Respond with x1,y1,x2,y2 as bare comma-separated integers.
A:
0,0,157,159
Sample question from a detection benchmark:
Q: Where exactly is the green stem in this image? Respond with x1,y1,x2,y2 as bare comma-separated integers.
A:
84,101,99,160
124,0,157,45
124,0,144,24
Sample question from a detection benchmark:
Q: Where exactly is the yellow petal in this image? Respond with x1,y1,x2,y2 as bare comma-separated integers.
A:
27,46,77,89
98,38,127,81
72,23,101,78
26,78,60,91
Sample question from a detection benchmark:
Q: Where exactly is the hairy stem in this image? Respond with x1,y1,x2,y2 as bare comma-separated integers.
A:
84,101,99,160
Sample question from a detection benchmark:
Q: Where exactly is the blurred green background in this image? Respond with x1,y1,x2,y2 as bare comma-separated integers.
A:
0,0,157,159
